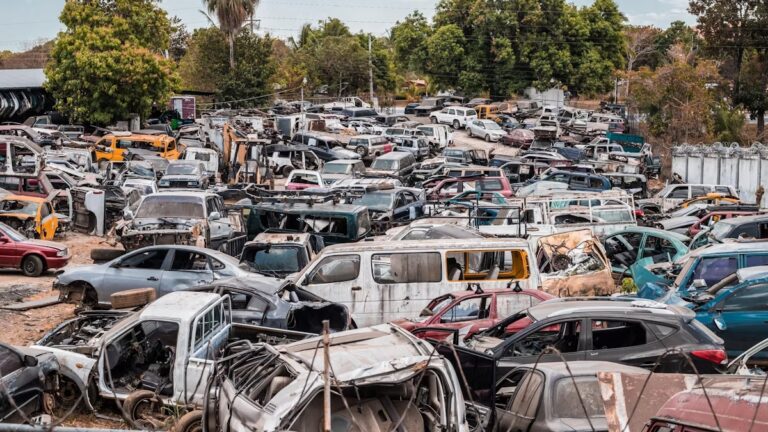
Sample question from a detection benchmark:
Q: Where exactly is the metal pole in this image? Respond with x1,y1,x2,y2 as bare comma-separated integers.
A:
322,319,331,432
368,34,374,103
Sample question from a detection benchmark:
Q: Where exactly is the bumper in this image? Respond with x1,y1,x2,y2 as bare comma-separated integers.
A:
46,255,71,269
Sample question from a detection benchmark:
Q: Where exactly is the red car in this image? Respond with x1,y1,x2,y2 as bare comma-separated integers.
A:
0,221,70,276
501,128,535,149
392,288,555,340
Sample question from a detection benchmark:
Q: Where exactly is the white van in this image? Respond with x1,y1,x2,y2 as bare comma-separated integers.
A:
417,124,453,150
184,147,219,181
293,238,538,326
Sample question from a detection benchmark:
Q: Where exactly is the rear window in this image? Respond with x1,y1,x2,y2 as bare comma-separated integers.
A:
553,377,605,419
466,109,477,116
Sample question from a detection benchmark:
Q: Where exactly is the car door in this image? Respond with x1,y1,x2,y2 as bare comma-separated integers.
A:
39,201,57,240
584,318,669,369
708,282,768,358
160,249,217,297
300,254,363,322
103,248,169,299
429,295,493,338
207,197,231,242
0,345,42,422
495,368,545,432
498,318,587,375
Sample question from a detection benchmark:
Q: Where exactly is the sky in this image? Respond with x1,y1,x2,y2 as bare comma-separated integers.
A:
0,0,695,52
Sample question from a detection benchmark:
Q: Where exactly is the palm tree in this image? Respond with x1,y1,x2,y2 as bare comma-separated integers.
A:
202,0,259,69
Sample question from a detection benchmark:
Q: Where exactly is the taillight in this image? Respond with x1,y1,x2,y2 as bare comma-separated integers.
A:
634,209,644,217
691,349,727,365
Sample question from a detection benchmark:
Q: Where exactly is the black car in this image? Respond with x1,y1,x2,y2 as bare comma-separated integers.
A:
187,277,351,333
350,187,425,232
0,343,60,423
429,298,726,405
403,103,420,115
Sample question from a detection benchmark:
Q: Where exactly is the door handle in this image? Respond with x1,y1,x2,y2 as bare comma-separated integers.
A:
351,286,362,291
147,276,159,281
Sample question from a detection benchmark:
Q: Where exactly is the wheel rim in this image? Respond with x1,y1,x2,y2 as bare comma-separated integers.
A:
356,147,365,155
23,259,36,274
132,398,160,430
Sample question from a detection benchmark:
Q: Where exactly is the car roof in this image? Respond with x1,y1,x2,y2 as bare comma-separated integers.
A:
140,291,221,324
447,288,549,299
150,191,214,198
527,299,689,322
1,194,44,203
324,238,530,254
717,212,768,225
688,240,768,257
612,227,689,242
325,159,361,165
527,361,649,377
375,151,412,160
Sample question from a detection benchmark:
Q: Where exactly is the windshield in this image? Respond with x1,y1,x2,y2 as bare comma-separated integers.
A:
136,196,205,218
371,159,398,170
353,192,393,210
0,222,27,241
322,163,351,174
484,122,501,130
444,149,465,158
191,152,211,162
247,246,301,273
0,199,38,216
711,221,735,240
166,164,199,175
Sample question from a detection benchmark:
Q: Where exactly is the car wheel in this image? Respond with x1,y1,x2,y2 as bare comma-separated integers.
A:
467,129,473,137
430,117,437,124
124,390,163,429
21,255,44,277
281,165,293,177
172,410,203,432
355,146,368,157
485,134,491,142
453,120,460,129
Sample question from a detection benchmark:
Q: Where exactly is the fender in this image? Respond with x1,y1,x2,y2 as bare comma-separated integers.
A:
30,345,97,410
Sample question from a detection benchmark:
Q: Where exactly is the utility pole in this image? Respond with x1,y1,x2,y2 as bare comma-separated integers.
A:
322,320,331,432
368,34,375,104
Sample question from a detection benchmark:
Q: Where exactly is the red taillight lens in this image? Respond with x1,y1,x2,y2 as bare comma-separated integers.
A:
691,349,727,365
634,209,645,217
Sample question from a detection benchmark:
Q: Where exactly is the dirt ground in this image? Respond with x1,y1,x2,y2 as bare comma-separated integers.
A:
0,233,130,428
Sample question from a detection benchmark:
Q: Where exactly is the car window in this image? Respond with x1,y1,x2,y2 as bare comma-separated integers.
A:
496,294,543,318
508,320,581,356
371,253,441,284
170,250,210,271
746,254,768,267
120,250,167,269
0,345,22,376
40,202,51,218
714,186,731,195
505,370,544,418
691,256,738,288
722,283,768,311
669,187,689,199
590,320,654,350
308,255,360,284
553,377,605,419
440,297,490,323
691,186,710,197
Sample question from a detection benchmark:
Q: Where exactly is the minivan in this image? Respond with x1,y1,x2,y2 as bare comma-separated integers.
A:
368,151,417,180
442,147,489,166
392,136,430,160
293,238,538,326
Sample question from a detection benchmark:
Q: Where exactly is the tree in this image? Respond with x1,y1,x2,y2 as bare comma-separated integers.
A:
202,0,259,69
217,31,275,107
45,0,177,125
178,27,229,93
624,25,661,95
169,16,190,62
391,11,431,73
424,25,466,91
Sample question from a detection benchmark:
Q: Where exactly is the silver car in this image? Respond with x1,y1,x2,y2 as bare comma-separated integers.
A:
467,119,507,142
54,245,285,308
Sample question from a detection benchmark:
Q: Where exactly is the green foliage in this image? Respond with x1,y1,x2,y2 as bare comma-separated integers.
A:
178,27,229,94
713,103,746,143
391,12,432,73
425,25,466,91
45,0,178,126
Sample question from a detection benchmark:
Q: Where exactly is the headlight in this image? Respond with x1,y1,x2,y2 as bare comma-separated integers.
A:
57,248,68,257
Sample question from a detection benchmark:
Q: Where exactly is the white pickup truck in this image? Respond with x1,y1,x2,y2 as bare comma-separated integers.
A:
33,292,309,428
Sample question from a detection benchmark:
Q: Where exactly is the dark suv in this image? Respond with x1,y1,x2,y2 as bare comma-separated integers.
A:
430,298,726,404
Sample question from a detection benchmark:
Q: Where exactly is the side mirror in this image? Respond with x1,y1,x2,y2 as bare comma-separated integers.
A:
23,355,38,367
0,237,9,244
419,307,435,317
692,279,707,289
300,278,308,287
713,316,727,331
208,211,221,221
123,209,134,220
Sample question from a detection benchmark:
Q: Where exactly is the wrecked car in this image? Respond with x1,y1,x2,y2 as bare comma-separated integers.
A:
185,277,351,332
157,160,209,189
0,342,60,423
350,186,425,232
239,232,324,278
205,324,480,432
71,185,141,236
116,191,245,254
603,227,689,281
637,183,737,214
434,299,726,408
33,292,315,427
0,193,59,240
54,245,276,309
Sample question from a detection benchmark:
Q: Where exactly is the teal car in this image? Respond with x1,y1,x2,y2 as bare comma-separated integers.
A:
603,227,689,280
661,266,768,359
446,190,507,206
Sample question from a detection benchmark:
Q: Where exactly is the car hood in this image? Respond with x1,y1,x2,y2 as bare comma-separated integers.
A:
128,217,203,231
658,216,699,230
160,174,200,181
21,239,66,251
332,149,361,159
0,213,32,221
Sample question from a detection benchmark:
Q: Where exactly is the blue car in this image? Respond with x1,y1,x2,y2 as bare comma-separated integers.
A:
662,266,768,359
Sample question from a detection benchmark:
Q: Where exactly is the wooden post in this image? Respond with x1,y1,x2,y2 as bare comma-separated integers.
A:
322,320,331,432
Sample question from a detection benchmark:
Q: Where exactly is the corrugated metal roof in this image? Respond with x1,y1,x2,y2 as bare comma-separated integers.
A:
0,69,45,89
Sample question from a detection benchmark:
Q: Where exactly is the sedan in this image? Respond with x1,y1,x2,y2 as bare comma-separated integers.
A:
466,119,507,142
0,221,69,276
392,288,554,340
158,160,209,189
501,128,535,148
54,245,285,309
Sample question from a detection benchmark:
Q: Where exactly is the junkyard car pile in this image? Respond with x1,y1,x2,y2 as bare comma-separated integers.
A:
0,101,765,432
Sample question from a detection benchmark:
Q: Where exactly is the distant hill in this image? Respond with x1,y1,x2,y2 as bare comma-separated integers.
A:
0,41,54,69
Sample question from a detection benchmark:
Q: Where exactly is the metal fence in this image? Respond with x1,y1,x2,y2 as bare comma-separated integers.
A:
671,143,768,206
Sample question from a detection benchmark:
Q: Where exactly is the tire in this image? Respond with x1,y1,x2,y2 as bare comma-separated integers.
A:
91,248,125,263
485,134,491,142
467,128,473,138
281,165,293,177
87,212,98,235
123,390,162,429
172,410,203,432
453,120,460,129
21,255,44,277
430,117,437,124
355,145,368,157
